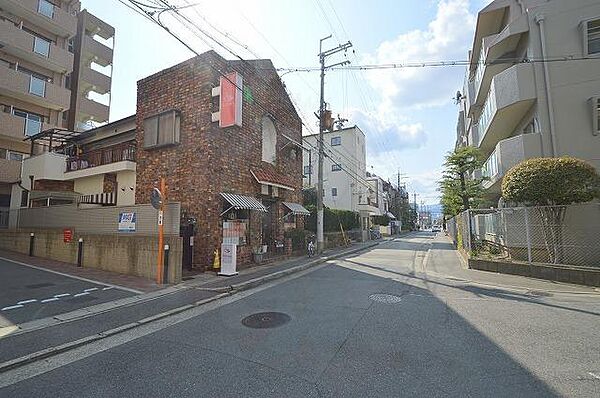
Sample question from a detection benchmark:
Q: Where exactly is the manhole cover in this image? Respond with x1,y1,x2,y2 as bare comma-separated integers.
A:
241,312,291,329
369,293,402,304
26,283,55,289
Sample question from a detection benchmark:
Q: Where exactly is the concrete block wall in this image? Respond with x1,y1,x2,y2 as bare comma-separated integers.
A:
0,230,182,283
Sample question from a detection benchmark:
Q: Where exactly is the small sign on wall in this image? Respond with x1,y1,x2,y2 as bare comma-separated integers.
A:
63,229,72,243
118,212,136,232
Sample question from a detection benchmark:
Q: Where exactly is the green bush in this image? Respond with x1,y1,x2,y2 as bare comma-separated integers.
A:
284,228,311,250
372,215,390,226
305,207,360,232
502,157,600,205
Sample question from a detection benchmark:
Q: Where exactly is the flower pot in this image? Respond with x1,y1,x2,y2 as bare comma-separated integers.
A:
253,252,264,264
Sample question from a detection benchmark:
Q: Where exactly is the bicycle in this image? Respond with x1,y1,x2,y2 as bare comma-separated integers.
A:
307,236,315,257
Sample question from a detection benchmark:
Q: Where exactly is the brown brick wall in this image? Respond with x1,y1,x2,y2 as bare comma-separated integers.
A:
103,173,117,192
34,179,75,192
135,51,303,270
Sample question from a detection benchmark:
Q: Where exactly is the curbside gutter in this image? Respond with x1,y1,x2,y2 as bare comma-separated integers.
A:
0,240,382,373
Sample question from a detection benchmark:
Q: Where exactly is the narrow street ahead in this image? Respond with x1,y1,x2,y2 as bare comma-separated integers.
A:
1,233,599,397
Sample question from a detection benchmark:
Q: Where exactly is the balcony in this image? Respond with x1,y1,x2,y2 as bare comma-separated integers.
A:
482,133,543,193
0,18,74,73
0,111,57,140
0,67,71,110
83,35,113,67
65,142,136,179
467,123,479,147
0,0,77,38
80,67,111,95
0,158,21,183
477,63,536,154
78,96,109,123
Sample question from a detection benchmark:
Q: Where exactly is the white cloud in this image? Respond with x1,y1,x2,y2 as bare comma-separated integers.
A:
364,0,476,109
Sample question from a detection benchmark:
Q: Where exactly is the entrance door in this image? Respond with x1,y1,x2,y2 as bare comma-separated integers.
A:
262,199,276,250
180,223,194,270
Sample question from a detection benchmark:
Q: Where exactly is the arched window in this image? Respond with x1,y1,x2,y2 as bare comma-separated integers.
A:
261,116,277,164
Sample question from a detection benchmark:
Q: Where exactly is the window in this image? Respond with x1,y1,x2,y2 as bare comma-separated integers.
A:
331,163,342,172
331,136,341,146
332,187,338,197
65,73,71,89
21,190,29,208
38,0,55,18
143,110,181,149
33,36,50,57
29,75,46,97
67,38,74,53
13,109,43,136
584,18,600,55
304,165,312,175
0,148,6,159
261,116,277,164
592,96,600,135
9,152,24,161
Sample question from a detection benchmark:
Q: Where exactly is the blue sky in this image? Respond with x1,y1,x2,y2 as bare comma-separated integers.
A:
82,0,490,204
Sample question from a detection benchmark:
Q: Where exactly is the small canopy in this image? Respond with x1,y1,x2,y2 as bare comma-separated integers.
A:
220,193,267,215
283,202,310,216
386,212,397,220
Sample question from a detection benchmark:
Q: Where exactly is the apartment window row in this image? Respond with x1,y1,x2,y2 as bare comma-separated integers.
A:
143,110,181,149
478,92,494,135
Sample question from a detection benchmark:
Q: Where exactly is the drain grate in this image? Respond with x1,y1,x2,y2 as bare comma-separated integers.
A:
26,283,55,289
241,312,291,329
369,293,402,304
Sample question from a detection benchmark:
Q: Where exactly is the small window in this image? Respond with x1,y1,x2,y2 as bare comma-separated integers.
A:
585,18,600,55
303,165,312,175
68,38,74,53
21,189,29,207
33,36,50,57
38,0,55,18
592,96,600,135
331,163,342,172
143,110,181,149
331,136,341,146
332,187,337,197
9,152,24,161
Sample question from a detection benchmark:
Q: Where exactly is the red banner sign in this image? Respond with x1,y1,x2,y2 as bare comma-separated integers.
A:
219,72,243,128
63,228,73,243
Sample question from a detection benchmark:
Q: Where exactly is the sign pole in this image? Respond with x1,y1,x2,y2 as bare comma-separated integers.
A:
157,178,165,284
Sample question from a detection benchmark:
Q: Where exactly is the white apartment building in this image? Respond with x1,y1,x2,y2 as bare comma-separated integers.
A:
456,0,600,202
366,174,389,216
302,126,368,212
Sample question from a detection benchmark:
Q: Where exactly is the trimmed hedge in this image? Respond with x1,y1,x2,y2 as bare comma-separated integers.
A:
304,206,360,232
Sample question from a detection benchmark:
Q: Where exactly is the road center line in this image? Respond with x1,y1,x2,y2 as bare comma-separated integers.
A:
17,299,38,305
74,292,90,297
53,294,71,298
1,305,24,311
40,298,60,303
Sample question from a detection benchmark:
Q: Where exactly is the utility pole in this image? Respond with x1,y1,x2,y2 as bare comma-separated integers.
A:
316,35,352,253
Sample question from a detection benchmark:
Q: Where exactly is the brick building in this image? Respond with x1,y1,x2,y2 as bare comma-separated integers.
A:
135,50,306,269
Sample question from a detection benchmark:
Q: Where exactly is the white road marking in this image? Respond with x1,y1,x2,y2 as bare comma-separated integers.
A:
588,372,600,380
73,292,90,297
0,256,142,294
1,304,24,311
102,287,113,291
40,298,59,303
53,293,70,298
17,299,37,305
83,288,98,292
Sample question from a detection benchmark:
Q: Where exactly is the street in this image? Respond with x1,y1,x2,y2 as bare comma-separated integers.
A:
1,232,599,397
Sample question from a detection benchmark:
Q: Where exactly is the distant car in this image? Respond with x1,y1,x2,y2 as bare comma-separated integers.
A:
432,226,441,233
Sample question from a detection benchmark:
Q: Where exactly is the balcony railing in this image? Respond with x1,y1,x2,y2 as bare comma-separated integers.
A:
66,142,136,172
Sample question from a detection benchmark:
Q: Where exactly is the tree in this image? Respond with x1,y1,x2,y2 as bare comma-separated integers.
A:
438,146,486,217
502,157,600,263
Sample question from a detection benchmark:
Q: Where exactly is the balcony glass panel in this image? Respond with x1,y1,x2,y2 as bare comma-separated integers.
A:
33,37,51,57
38,0,55,18
473,43,486,93
478,91,495,137
482,150,498,178
29,75,46,97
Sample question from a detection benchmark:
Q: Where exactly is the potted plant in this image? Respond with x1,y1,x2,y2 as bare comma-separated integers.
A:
252,245,264,264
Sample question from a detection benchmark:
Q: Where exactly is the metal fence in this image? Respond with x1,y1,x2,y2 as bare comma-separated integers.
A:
447,203,600,268
10,202,181,236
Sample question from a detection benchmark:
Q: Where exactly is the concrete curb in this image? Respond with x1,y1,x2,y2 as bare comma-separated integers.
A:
0,240,382,372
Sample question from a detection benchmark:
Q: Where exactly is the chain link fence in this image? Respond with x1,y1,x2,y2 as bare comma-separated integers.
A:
448,203,600,268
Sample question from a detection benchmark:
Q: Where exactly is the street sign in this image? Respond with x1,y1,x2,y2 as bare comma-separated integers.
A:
150,188,163,210
158,210,163,226
63,228,72,243
118,212,136,232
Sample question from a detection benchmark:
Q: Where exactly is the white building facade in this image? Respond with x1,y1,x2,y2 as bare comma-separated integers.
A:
302,126,367,212
456,0,600,202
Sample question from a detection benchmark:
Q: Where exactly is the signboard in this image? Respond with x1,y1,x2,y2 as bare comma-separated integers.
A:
157,210,163,226
118,212,136,232
219,72,243,128
63,228,72,243
219,243,238,276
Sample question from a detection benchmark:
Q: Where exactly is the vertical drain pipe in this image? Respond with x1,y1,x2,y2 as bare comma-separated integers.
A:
535,14,558,157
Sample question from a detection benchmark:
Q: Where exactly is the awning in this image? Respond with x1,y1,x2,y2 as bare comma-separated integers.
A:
386,212,397,220
251,167,295,191
283,202,310,216
220,192,267,215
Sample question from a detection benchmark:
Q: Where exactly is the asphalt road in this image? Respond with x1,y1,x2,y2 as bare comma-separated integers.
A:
1,233,599,397
0,258,134,326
